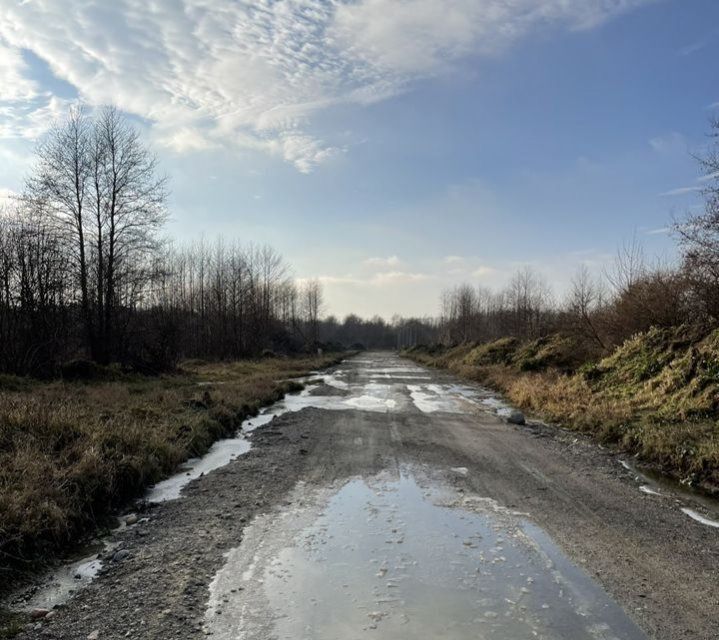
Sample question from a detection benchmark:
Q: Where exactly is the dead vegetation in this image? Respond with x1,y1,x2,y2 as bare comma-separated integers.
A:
406,327,719,493
0,353,341,582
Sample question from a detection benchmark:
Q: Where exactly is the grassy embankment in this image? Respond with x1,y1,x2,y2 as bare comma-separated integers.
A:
0,353,343,584
405,327,719,493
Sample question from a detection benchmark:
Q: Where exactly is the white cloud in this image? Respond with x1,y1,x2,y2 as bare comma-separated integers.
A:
0,41,37,102
365,255,401,267
0,0,654,171
679,39,708,57
659,185,702,197
0,41,70,139
333,0,652,73
649,132,687,154
307,269,428,287
659,170,718,198
472,265,497,278
371,270,429,284
699,171,719,183
443,255,464,264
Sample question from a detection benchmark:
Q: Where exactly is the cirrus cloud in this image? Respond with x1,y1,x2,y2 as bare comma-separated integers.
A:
0,0,655,172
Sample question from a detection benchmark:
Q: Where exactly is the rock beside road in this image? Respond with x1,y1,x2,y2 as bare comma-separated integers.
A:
112,549,130,563
507,410,526,425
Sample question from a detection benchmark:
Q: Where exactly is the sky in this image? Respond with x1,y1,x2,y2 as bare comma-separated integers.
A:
0,0,717,319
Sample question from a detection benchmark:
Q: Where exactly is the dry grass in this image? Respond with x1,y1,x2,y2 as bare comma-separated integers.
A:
406,329,719,493
0,353,342,580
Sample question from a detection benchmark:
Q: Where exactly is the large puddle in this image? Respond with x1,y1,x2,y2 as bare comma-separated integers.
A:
205,470,646,639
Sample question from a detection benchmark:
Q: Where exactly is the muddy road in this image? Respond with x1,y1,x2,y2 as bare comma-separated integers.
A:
16,352,719,639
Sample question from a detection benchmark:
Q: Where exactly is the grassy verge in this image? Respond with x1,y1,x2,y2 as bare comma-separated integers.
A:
0,353,344,587
405,328,719,494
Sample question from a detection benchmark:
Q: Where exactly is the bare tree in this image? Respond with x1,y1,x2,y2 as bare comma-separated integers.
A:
567,265,606,350
25,105,94,349
90,106,168,361
25,105,168,362
675,117,719,318
300,279,323,348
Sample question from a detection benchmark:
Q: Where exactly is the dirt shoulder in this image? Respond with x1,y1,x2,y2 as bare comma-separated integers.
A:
11,355,719,640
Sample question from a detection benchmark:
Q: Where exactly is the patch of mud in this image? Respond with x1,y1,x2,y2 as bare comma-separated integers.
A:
204,470,646,639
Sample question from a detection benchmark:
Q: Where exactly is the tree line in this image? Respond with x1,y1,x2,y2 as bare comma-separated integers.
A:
0,106,325,376
3,107,718,375
438,118,719,354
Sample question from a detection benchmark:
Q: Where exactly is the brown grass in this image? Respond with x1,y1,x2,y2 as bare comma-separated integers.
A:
0,353,343,581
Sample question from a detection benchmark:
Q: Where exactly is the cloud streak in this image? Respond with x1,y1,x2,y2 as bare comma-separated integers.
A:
0,0,654,171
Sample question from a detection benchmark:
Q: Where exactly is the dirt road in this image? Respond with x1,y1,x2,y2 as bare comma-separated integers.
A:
18,352,719,639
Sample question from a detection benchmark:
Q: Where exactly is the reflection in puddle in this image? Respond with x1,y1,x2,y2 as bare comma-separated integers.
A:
619,459,719,529
205,472,646,640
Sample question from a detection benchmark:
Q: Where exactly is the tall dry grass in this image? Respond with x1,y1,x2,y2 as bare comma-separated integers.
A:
0,353,341,580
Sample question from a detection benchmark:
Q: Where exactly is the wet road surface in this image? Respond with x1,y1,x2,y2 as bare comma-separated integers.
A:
14,352,719,640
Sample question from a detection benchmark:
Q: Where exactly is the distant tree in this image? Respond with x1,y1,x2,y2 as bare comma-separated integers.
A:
301,279,323,347
567,265,606,350
505,267,553,338
675,117,719,319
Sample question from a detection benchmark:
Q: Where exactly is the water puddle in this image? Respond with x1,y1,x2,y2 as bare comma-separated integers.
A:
680,508,719,529
205,470,646,639
407,384,470,413
7,530,125,614
619,458,719,530
147,434,252,502
146,361,418,504
13,549,104,612
406,382,512,418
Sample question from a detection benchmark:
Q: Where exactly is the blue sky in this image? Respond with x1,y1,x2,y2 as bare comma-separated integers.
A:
0,0,717,318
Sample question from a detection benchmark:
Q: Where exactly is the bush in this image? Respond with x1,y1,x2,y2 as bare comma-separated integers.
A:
60,359,111,381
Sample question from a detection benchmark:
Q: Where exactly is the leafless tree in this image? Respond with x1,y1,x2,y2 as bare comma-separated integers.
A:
300,278,323,348
674,117,719,318
24,105,168,363
567,265,606,350
25,105,93,348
